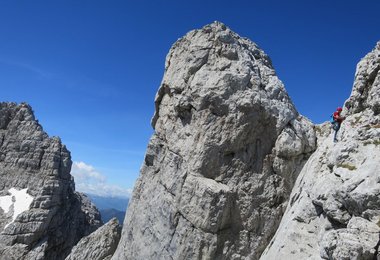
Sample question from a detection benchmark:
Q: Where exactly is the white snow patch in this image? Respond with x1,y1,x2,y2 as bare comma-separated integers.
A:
0,193,13,214
0,188,34,230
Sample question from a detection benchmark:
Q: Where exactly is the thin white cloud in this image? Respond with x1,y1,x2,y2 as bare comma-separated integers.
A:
71,161,106,182
71,161,131,198
75,183,133,198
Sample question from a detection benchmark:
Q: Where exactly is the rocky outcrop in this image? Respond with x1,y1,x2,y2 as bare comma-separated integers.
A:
0,102,101,260
65,218,121,260
345,42,380,115
261,42,380,259
112,21,316,260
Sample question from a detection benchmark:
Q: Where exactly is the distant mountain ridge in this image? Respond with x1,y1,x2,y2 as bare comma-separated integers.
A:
100,208,125,225
86,193,129,212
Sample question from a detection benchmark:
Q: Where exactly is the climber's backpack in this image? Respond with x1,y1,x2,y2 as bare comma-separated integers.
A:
331,114,340,130
330,114,336,124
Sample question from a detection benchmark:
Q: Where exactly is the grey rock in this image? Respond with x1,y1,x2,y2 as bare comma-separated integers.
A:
112,21,315,260
320,217,380,260
0,102,102,260
345,41,380,115
261,41,380,260
65,218,121,260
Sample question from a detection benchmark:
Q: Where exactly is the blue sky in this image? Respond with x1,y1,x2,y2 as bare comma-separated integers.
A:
1,0,379,197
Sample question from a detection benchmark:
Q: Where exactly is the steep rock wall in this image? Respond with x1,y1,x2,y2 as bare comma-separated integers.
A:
113,22,316,260
261,42,380,259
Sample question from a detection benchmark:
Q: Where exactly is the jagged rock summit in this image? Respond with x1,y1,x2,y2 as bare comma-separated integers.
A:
261,42,380,259
0,103,101,260
112,21,316,260
345,41,380,116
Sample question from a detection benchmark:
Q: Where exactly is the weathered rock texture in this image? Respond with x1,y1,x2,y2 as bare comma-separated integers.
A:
261,42,380,259
0,102,101,260
65,218,121,260
112,21,316,260
345,42,380,116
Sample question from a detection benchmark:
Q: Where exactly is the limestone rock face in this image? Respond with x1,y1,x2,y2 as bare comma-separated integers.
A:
261,42,380,260
0,102,101,260
345,42,380,115
112,22,316,260
65,218,121,260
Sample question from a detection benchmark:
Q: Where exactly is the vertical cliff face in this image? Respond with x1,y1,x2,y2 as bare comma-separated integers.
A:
0,103,101,260
261,42,380,259
112,22,316,260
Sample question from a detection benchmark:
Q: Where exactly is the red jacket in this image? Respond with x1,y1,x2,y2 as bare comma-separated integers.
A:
333,111,344,123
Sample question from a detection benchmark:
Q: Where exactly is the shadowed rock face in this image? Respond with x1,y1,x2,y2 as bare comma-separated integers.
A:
0,102,101,260
112,22,316,260
262,42,380,259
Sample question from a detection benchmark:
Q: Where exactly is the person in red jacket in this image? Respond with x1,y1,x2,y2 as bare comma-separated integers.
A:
332,107,345,142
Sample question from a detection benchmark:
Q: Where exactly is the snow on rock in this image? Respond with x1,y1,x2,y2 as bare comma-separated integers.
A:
0,188,34,230
0,102,102,260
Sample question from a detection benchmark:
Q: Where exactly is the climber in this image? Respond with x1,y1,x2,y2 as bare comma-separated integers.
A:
331,107,345,142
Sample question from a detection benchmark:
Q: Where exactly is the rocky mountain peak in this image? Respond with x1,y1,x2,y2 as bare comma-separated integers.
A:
0,102,102,260
152,21,277,130
113,22,315,260
345,41,380,115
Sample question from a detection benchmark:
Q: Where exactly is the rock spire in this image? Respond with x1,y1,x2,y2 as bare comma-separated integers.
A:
112,21,316,260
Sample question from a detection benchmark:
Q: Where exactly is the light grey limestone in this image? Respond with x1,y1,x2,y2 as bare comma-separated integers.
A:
112,21,316,260
65,218,121,260
261,42,380,260
0,102,102,260
320,217,380,260
345,41,380,115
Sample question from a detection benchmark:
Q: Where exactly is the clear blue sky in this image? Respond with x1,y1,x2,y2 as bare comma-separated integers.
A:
1,0,379,197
